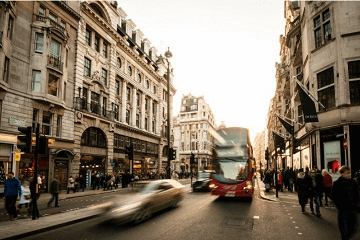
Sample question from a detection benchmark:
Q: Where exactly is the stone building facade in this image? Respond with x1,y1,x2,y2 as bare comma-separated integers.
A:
0,1,176,192
267,1,360,177
173,94,216,173
253,131,265,172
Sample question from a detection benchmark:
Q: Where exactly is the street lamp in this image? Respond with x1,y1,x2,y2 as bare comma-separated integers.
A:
165,47,172,179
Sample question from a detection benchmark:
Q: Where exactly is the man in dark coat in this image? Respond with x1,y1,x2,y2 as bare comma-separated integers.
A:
29,177,40,219
309,168,323,217
48,177,60,207
296,168,312,214
4,172,21,221
332,165,359,240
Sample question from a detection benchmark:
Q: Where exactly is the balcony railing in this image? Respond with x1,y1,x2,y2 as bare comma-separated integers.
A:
35,14,47,23
50,19,65,34
74,97,114,121
47,55,63,72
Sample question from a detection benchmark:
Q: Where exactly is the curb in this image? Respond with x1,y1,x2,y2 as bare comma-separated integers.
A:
256,176,278,202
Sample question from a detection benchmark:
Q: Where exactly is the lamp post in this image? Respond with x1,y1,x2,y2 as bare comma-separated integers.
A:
165,47,172,179
197,141,200,172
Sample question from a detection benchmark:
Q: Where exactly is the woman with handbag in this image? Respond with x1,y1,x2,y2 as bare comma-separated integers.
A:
67,176,75,194
17,180,31,213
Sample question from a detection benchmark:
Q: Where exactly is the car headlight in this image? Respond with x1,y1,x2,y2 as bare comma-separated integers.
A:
209,183,218,189
243,181,253,190
111,201,143,213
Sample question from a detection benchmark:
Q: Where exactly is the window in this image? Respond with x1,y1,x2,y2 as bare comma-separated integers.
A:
190,105,197,110
82,87,88,110
348,60,360,104
56,115,62,137
145,117,148,130
60,21,66,29
32,70,41,92
193,98,197,103
314,8,331,49
183,100,186,104
32,109,39,133
39,6,45,16
90,92,100,114
50,39,61,59
298,105,303,124
152,102,155,114
128,66,132,76
102,42,107,57
49,12,57,22
7,15,13,40
136,114,140,127
136,93,140,106
94,35,100,52
145,80,149,89
81,127,106,148
115,80,120,95
42,111,53,136
102,97,107,116
114,104,119,121
35,33,44,53
163,107,165,118
163,90,167,101
101,68,107,85
126,87,130,101
84,57,91,77
152,120,155,132
117,57,121,68
137,74,141,83
126,109,130,124
48,74,59,96
3,56,10,83
317,67,335,109
145,98,148,111
153,85,157,94
85,29,91,46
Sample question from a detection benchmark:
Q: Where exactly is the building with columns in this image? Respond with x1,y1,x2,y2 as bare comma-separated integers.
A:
267,1,360,177
72,1,176,182
173,94,216,173
0,1,176,193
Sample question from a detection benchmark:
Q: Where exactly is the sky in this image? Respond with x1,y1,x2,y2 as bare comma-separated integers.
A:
117,0,285,141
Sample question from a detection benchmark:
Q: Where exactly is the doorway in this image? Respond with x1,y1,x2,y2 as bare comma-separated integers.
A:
54,160,68,190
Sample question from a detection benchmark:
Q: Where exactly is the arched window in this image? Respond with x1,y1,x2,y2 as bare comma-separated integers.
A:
81,127,106,148
137,74,141,83
145,80,149,89
128,66,132,76
153,85,157,94
117,57,121,68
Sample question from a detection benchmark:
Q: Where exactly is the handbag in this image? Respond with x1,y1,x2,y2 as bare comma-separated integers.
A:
25,195,31,200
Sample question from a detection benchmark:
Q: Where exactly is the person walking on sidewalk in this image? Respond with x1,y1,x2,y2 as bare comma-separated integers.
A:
79,174,85,192
332,165,359,240
48,178,60,207
4,172,22,221
17,180,31,213
288,168,296,192
29,177,40,219
277,170,283,192
67,176,75,194
322,169,332,206
309,168,323,217
296,168,311,214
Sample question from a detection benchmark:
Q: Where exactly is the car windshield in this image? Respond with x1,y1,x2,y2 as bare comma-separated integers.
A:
212,158,249,184
139,182,158,194
198,172,211,179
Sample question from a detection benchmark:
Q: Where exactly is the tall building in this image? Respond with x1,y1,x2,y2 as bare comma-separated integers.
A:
253,131,265,171
173,94,217,173
0,1,176,193
267,1,360,177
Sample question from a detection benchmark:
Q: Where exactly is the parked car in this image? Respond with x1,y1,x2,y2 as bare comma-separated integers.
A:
102,179,184,224
192,171,213,192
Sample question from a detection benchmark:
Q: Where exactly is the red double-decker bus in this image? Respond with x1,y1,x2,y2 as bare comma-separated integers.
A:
209,127,255,199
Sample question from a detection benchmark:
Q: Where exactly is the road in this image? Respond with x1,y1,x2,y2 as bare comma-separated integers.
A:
20,183,358,240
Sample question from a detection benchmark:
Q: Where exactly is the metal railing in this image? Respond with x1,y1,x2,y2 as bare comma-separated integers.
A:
47,55,63,72
74,97,114,121
35,14,47,23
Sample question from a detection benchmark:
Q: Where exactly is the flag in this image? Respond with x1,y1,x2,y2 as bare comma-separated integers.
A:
277,115,294,134
296,82,319,122
273,131,285,153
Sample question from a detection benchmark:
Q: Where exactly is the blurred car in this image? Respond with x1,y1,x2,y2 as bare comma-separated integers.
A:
192,171,213,192
102,179,184,224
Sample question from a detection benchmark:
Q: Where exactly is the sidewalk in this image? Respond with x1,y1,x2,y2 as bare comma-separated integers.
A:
0,178,190,240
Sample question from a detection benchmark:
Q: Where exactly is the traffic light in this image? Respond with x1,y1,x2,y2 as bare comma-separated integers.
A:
17,127,32,153
169,148,176,160
265,148,269,160
126,144,134,160
190,153,195,164
39,136,48,154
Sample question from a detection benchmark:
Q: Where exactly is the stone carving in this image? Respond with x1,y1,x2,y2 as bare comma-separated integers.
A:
310,1,326,13
92,70,101,82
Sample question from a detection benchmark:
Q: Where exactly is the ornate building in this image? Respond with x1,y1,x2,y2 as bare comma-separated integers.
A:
253,131,265,172
173,94,216,173
267,1,360,178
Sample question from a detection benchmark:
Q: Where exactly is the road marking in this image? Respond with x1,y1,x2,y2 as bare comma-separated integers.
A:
253,216,260,219
298,233,302,235
292,221,296,223
295,227,299,228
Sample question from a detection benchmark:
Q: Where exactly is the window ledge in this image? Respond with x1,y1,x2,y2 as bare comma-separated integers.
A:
311,38,336,54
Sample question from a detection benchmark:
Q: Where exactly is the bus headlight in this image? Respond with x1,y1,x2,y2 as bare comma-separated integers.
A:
243,181,252,190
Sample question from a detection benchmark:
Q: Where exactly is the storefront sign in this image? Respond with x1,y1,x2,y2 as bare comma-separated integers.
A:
0,134,17,144
9,116,26,127
133,164,141,168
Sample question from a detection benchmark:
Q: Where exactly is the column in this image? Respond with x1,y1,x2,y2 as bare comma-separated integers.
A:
132,88,137,127
121,80,127,123
149,98,153,132
141,93,145,129
155,103,159,134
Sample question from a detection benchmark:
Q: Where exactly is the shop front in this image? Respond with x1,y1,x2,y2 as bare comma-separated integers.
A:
79,154,106,187
0,134,16,196
18,154,49,192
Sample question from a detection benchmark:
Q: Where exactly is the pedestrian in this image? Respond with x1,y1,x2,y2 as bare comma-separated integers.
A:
29,176,40,219
288,168,296,192
4,172,22,221
74,175,79,192
95,174,100,190
277,170,283,192
17,180,31,213
322,169,332,206
309,168,323,217
79,175,85,192
332,165,359,240
296,168,311,214
48,177,60,207
67,176,75,194
114,174,120,189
